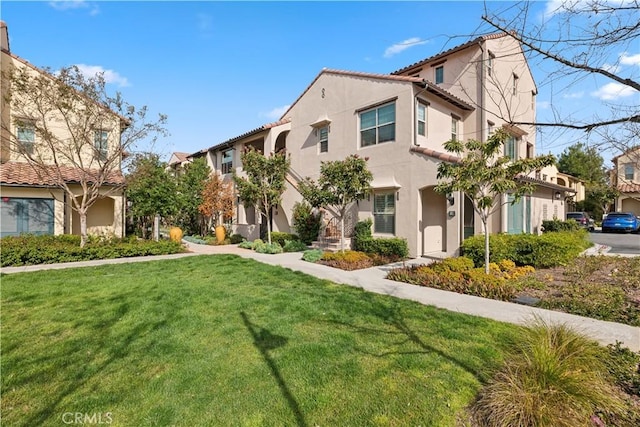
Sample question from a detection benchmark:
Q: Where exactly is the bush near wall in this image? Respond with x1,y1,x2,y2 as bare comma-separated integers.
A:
542,218,581,232
269,232,299,247
386,257,535,301
1,235,185,267
352,219,409,258
461,231,591,268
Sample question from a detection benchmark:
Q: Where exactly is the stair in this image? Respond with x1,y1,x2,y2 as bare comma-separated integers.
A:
311,237,351,252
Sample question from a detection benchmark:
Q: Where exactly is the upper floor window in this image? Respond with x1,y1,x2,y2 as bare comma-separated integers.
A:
360,102,395,147
94,130,108,161
505,135,518,160
221,149,233,174
624,163,635,181
435,66,444,84
16,123,35,155
451,116,459,141
512,73,519,95
487,52,495,77
417,103,427,137
319,126,329,153
373,192,395,234
487,121,495,140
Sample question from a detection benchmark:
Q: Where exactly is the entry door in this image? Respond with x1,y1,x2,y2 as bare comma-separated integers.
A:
421,187,446,254
507,195,524,234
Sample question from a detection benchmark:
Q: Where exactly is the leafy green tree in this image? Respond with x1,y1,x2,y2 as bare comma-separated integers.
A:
233,148,290,245
298,155,373,251
558,142,618,218
176,157,210,235
435,129,555,273
125,153,178,239
291,201,322,245
557,143,607,184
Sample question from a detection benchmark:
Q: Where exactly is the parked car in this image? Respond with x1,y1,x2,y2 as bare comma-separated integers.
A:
566,212,595,231
601,212,640,233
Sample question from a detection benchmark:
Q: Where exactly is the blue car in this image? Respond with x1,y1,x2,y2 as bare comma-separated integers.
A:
601,212,640,233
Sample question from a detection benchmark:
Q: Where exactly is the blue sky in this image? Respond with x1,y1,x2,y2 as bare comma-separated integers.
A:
2,1,638,164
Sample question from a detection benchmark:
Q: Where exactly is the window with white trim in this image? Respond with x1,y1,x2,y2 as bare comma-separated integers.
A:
319,126,328,153
373,192,395,234
16,123,35,154
451,116,459,141
0,197,54,237
435,66,444,84
360,102,395,147
624,163,635,180
221,149,233,174
417,103,427,136
505,135,518,160
94,130,108,161
487,52,495,76
487,121,494,140
512,73,519,95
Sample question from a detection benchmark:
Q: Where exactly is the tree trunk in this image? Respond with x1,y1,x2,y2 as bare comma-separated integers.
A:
80,211,88,248
265,208,272,245
482,218,490,274
153,215,160,241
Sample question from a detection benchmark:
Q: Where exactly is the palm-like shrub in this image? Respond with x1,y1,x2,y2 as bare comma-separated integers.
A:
472,318,625,427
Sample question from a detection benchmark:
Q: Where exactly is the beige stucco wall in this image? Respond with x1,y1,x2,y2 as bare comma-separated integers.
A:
273,71,470,257
2,51,122,170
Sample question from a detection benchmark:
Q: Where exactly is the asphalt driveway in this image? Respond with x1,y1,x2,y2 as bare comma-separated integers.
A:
589,229,640,255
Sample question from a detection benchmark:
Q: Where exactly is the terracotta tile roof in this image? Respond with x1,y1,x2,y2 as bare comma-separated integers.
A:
517,175,577,193
409,146,462,163
618,183,640,193
392,32,509,75
194,118,292,155
0,161,125,187
169,152,190,164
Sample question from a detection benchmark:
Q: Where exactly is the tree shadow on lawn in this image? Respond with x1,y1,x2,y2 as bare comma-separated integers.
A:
7,290,176,427
240,311,307,427
325,293,513,384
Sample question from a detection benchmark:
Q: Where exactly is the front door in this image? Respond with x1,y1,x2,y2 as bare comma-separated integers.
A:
507,195,524,234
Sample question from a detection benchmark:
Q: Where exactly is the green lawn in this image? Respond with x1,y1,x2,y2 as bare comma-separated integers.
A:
1,255,516,426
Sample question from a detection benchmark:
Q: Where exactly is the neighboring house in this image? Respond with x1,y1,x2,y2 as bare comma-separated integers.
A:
0,22,126,238
189,32,582,257
611,146,640,215
167,151,192,175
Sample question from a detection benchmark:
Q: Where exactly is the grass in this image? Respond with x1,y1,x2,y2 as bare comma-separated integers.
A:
1,255,517,427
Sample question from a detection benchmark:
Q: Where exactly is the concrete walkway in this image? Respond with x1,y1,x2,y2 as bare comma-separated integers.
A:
2,242,639,351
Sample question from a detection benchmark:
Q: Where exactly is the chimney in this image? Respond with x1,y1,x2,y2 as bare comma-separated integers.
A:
1,21,9,52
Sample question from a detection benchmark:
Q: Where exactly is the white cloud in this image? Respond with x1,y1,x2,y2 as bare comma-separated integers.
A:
562,91,584,99
537,100,551,109
260,105,290,121
384,37,428,58
75,64,130,87
591,82,638,100
49,0,100,15
620,52,640,66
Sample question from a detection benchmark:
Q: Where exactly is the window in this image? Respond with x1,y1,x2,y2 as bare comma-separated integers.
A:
487,121,494,140
512,73,519,95
624,163,635,180
373,192,395,234
0,198,54,237
360,103,395,147
94,130,108,161
435,66,444,84
417,103,427,136
487,52,495,76
505,135,517,160
16,124,35,154
319,126,328,153
451,116,459,141
221,149,233,174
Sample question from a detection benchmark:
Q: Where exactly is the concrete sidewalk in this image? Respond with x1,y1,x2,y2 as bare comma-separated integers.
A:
2,241,639,351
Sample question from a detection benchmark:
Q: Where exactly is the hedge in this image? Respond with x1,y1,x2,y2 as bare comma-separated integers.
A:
461,231,591,268
1,234,185,267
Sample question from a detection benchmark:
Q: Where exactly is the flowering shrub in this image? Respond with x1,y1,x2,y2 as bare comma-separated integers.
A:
386,257,535,301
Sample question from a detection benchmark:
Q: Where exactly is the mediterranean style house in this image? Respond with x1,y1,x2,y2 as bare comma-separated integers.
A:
611,146,640,215
0,22,126,238
183,32,583,257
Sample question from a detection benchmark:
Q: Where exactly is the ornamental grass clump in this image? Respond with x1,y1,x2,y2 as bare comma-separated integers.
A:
472,319,625,427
